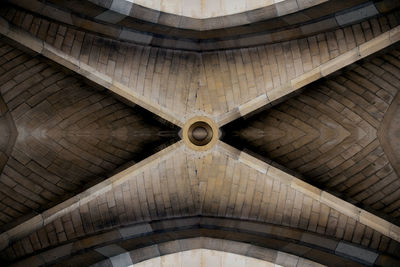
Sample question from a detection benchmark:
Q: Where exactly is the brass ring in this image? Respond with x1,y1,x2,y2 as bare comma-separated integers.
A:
183,116,218,151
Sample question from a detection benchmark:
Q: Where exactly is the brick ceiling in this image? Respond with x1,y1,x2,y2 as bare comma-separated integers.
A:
0,0,400,266
0,39,179,231
222,46,400,225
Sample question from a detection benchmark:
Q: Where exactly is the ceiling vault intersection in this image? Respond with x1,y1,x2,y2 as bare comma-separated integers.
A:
0,0,399,266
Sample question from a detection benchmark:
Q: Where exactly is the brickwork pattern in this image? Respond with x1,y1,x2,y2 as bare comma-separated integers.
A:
1,149,399,262
0,94,16,177
1,6,399,122
224,48,400,224
0,39,178,230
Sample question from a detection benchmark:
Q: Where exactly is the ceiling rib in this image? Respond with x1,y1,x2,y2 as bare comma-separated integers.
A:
1,5,400,264
216,25,400,126
1,139,399,254
0,140,184,251
0,17,185,127
218,141,400,242
1,11,399,128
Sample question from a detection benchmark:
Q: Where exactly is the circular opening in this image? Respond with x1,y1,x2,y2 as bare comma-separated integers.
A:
188,121,213,146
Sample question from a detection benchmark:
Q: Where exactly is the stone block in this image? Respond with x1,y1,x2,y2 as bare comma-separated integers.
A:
110,0,133,16
239,93,269,117
301,233,337,251
389,25,400,43
297,257,325,267
267,165,293,185
390,224,400,241
335,241,378,265
297,0,327,10
95,244,127,257
217,108,241,127
8,26,43,54
41,243,73,263
179,237,203,251
130,245,160,264
12,255,45,267
118,223,152,238
217,141,240,160
359,32,391,58
335,4,378,26
300,18,337,35
7,214,43,242
320,192,359,221
276,0,299,16
275,251,299,267
246,245,277,262
320,48,358,76
41,5,73,25
359,210,391,237
157,240,181,255
75,231,121,250
110,252,133,266
95,10,126,23
130,4,160,24
239,151,269,174
267,83,294,102
119,29,153,45
291,178,321,201
0,17,10,36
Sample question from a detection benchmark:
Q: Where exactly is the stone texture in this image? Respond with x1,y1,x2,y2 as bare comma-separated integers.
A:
2,147,398,263
0,38,178,231
1,5,398,125
223,47,400,225
0,1,400,266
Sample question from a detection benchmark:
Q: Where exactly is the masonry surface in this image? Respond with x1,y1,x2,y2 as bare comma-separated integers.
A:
0,0,400,266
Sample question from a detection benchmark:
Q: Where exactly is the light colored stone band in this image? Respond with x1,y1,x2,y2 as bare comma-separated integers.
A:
94,241,325,267
217,141,400,243
10,218,390,266
0,141,184,251
7,0,394,50
88,0,327,27
0,17,185,128
217,25,400,126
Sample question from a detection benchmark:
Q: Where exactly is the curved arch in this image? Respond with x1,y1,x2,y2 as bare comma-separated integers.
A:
6,0,399,50
7,217,399,266
94,241,324,267
87,0,327,26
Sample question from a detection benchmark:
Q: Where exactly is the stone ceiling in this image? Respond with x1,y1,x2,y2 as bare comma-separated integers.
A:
0,0,400,266
222,47,400,225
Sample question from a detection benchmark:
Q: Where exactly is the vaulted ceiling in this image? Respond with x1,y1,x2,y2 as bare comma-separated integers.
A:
0,0,400,266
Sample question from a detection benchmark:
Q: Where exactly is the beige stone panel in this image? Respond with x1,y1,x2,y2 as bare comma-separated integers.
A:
132,0,313,18
291,178,322,201
320,192,359,221
238,151,269,174
238,93,269,117
247,0,275,10
266,82,293,103
133,248,315,267
291,67,321,90
266,164,293,185
358,32,391,58
216,108,241,127
320,48,359,76
359,210,391,237
390,26,400,43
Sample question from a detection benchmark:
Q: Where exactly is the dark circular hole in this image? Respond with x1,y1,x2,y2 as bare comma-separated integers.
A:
192,126,208,141
188,121,213,146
